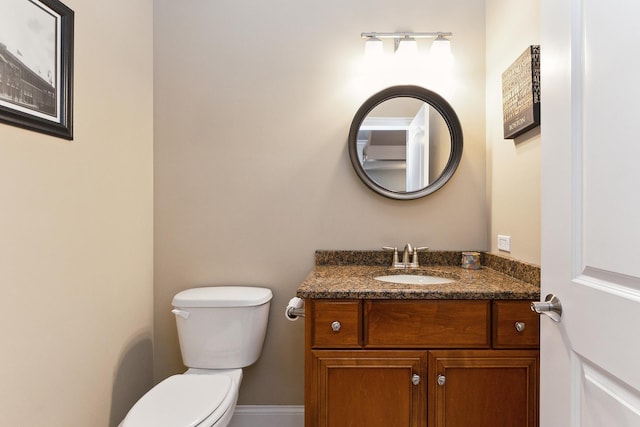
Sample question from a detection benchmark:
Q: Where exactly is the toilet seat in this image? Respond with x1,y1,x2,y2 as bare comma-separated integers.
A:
121,374,233,427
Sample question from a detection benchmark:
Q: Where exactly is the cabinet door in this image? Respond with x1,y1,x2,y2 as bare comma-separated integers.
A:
428,350,539,427
310,350,427,427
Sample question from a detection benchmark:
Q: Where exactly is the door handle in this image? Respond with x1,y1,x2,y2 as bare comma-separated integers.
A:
531,294,562,322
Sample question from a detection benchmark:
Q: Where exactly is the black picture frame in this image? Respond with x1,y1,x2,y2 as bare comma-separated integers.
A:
0,0,74,140
502,45,540,139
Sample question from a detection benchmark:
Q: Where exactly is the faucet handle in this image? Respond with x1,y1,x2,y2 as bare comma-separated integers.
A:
411,247,429,268
383,246,402,268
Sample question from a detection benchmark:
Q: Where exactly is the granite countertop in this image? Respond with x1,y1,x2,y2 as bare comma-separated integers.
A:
296,251,541,300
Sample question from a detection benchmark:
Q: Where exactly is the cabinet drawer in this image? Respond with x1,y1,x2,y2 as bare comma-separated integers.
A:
492,300,540,348
365,300,491,348
311,300,362,348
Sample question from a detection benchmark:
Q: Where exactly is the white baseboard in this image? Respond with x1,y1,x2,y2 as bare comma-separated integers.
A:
227,405,304,427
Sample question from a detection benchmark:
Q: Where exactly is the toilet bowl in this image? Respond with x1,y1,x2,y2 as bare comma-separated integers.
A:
119,286,272,427
120,369,242,427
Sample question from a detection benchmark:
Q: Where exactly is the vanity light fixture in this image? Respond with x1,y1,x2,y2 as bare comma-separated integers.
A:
364,35,384,57
394,36,418,56
361,31,453,58
430,33,452,59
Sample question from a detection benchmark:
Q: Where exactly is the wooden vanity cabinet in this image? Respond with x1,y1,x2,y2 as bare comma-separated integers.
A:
305,299,539,427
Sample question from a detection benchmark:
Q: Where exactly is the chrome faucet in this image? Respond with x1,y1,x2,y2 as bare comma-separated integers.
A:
383,244,429,268
402,243,413,267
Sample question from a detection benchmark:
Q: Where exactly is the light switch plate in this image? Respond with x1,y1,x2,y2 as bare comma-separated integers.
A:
498,235,511,252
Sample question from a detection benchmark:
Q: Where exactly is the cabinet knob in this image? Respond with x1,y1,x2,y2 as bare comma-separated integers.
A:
411,374,420,385
514,321,526,333
437,374,446,386
331,321,341,332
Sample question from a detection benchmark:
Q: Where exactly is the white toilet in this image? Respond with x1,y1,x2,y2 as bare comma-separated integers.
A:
120,286,272,427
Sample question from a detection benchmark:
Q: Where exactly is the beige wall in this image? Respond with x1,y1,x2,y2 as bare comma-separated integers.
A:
486,0,542,264
154,0,487,405
0,1,154,426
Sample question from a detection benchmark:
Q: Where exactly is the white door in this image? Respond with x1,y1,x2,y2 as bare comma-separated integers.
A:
540,0,640,425
406,104,429,191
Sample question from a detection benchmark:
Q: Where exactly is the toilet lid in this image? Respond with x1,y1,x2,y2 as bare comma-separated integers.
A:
122,374,232,427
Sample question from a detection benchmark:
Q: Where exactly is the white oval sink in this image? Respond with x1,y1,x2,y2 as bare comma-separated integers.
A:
374,274,456,285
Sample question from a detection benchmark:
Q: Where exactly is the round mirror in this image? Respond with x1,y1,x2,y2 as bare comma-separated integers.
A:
348,85,463,200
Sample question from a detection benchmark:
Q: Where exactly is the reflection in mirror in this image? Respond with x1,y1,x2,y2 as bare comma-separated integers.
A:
348,86,463,200
356,98,451,192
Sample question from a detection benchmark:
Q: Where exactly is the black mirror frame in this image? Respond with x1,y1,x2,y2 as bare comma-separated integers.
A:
348,85,463,200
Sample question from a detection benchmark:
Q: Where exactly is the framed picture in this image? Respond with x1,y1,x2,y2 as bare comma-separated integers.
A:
502,45,540,139
0,0,74,140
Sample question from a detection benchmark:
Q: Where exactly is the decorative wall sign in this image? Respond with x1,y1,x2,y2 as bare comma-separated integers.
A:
0,0,74,140
502,45,540,139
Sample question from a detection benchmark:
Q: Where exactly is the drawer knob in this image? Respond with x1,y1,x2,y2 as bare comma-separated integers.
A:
412,374,420,385
514,321,526,333
437,374,446,386
331,321,341,332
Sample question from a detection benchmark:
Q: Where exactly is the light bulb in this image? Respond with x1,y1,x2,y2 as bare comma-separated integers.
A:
364,36,383,57
431,34,453,62
395,37,417,56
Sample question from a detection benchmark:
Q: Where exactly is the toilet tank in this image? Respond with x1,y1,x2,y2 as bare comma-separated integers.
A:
171,286,272,369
